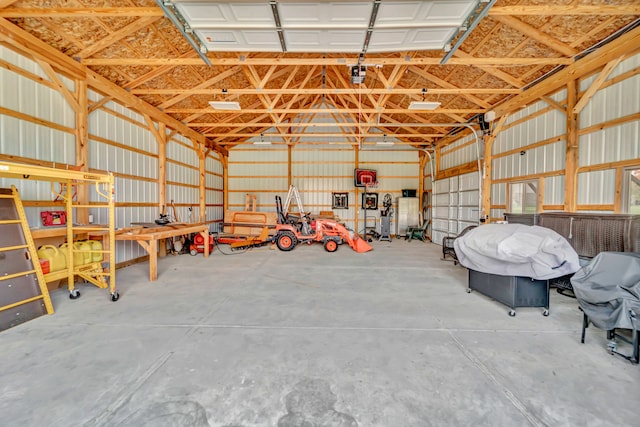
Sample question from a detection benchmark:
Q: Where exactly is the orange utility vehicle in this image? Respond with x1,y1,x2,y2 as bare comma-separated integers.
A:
273,186,372,253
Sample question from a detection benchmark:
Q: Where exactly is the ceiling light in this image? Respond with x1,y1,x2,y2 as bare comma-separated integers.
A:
376,134,394,146
208,101,241,110
253,133,272,145
408,101,441,110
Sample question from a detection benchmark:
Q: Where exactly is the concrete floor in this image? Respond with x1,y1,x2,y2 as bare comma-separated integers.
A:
1,240,638,426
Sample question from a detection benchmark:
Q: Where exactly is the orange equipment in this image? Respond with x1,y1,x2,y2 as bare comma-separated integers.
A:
274,219,373,253
274,185,372,253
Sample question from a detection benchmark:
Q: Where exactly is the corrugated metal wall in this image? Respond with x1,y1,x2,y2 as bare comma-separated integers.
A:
577,54,640,211
432,132,481,243
206,152,224,232
166,134,199,224
491,91,566,218
87,91,158,263
227,143,420,234
1,46,223,264
0,45,76,225
228,145,289,211
488,52,639,216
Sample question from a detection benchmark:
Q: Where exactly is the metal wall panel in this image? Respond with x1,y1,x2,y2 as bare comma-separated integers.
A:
440,134,479,169
0,46,76,226
576,53,639,207
228,146,288,209
577,170,616,205
493,141,565,180
495,102,564,156
544,176,564,206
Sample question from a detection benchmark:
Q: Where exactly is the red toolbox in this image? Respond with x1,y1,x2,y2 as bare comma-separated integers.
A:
40,211,67,226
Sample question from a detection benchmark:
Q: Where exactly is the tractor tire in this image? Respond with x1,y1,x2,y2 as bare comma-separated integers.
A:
276,231,298,251
323,239,339,252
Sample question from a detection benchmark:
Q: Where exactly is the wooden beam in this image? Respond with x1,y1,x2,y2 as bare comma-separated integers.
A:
165,108,484,115
492,15,577,57
75,79,89,225
157,122,167,218
158,66,243,109
541,96,566,113
565,80,578,212
0,18,85,79
124,52,198,90
573,56,624,114
133,87,520,96
489,5,640,15
494,25,640,117
481,115,508,223
0,17,227,156
0,0,20,8
0,7,164,17
81,57,573,67
453,50,524,88
199,148,206,223
88,96,113,114
34,58,81,113
74,16,161,59
408,66,491,109
221,155,229,213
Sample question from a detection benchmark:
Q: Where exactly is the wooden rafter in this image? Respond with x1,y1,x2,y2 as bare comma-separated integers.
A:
573,56,624,114
0,7,164,17
79,57,574,66
75,16,162,59
489,5,640,16
492,15,578,57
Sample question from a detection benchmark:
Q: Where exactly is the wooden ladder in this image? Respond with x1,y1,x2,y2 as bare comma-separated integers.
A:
0,186,54,331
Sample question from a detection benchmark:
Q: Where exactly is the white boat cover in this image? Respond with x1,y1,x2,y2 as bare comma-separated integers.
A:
453,224,580,280
571,252,640,331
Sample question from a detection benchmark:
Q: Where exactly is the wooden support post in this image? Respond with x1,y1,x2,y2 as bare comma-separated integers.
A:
354,147,360,234
153,122,167,217
482,115,507,223
287,145,292,187
199,147,207,224
565,80,579,212
614,167,623,213
222,155,229,212
419,152,426,211
75,79,89,225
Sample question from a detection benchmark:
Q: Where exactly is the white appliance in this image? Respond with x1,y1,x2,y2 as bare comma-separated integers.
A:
396,197,420,237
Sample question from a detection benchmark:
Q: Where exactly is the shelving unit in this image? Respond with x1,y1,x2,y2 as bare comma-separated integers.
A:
0,161,118,301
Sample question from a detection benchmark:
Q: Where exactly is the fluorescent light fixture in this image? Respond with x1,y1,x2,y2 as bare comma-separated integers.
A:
376,134,394,146
253,133,272,145
208,101,241,110
408,101,441,110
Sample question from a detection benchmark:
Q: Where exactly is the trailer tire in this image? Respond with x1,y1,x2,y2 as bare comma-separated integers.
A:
276,231,297,251
323,239,339,252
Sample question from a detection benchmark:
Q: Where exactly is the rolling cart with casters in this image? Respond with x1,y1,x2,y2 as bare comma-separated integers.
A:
467,269,550,317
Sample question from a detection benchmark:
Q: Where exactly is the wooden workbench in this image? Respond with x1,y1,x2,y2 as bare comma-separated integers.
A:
115,223,210,281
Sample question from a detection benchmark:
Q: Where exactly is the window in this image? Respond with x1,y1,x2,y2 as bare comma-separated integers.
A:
509,181,538,213
623,168,640,214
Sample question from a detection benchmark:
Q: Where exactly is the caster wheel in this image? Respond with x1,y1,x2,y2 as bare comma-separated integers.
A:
508,310,516,317
542,309,549,317
190,249,198,256
69,290,81,300
607,341,617,354
111,291,120,302
466,288,471,293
